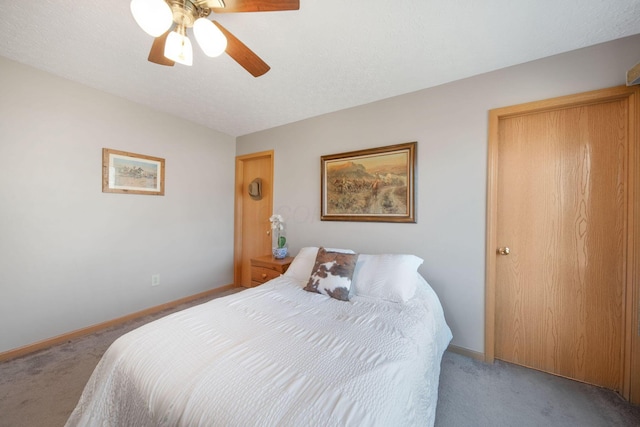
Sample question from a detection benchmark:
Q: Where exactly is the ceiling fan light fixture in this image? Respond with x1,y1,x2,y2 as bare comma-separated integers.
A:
193,18,227,57
130,0,173,37
164,25,193,66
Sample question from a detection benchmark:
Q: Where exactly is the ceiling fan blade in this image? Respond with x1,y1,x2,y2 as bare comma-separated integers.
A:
212,0,299,13
148,31,175,66
213,21,270,77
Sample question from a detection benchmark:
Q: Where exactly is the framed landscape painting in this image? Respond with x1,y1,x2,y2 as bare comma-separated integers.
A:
321,142,416,222
102,148,165,195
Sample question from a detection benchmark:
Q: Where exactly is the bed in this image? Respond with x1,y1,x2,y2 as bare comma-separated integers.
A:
66,248,452,426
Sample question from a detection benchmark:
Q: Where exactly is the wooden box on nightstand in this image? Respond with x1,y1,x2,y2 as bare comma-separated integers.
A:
249,255,294,287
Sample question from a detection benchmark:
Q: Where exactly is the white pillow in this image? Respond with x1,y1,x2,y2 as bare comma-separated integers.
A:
284,247,319,283
324,248,356,254
285,247,355,284
352,254,424,302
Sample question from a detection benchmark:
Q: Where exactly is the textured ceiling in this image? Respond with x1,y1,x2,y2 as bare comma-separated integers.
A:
1,1,639,137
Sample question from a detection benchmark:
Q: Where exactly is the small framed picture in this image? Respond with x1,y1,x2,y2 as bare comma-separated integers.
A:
102,148,165,195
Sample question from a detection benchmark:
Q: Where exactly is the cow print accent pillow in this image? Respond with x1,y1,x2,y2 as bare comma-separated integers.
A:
304,247,359,301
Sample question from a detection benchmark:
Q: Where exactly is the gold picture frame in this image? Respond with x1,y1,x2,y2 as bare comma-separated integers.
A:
102,148,165,195
321,142,416,222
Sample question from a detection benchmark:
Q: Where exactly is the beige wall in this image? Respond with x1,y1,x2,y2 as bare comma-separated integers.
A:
236,34,640,353
2,34,638,356
0,57,236,353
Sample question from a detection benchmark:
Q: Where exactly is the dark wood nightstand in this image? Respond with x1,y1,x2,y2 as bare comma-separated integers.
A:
249,255,294,287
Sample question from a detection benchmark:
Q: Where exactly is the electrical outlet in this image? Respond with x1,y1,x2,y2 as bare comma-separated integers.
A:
151,274,160,287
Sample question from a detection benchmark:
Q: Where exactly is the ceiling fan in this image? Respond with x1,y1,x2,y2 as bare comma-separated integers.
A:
130,0,299,77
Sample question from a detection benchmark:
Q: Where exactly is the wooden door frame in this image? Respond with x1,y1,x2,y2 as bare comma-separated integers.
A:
234,150,274,287
484,85,640,403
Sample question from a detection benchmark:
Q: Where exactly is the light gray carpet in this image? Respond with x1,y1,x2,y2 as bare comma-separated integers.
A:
1,288,639,427
436,352,640,426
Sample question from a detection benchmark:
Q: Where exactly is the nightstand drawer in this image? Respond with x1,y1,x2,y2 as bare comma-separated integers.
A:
248,255,294,287
251,266,282,284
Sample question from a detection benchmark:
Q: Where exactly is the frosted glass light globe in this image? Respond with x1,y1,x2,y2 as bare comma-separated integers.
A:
194,18,227,57
130,0,173,37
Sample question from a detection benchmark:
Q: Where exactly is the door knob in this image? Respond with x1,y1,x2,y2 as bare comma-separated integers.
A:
497,247,510,255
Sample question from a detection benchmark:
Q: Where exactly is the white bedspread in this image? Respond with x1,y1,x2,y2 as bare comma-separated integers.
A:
66,275,451,427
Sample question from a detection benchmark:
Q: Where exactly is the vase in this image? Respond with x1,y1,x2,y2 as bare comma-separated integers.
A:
272,228,287,259
272,247,288,259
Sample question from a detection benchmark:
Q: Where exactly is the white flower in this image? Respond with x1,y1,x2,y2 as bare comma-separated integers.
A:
269,214,284,230
269,214,287,248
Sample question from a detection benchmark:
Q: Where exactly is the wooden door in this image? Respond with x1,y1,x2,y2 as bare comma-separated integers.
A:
234,151,273,287
485,86,640,401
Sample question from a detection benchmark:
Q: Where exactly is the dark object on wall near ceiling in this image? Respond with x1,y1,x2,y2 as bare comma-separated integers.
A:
627,61,640,85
